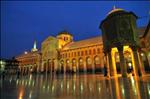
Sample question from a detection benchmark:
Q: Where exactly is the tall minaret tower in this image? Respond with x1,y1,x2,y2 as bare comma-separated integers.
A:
31,40,38,52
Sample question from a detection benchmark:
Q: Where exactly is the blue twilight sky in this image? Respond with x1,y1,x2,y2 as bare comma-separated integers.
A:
1,1,150,59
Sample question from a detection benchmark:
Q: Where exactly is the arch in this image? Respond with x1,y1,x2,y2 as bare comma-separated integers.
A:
79,58,84,72
60,60,64,73
51,59,55,72
43,62,47,72
72,58,76,72
140,50,150,72
66,59,70,73
94,56,101,73
47,60,51,73
86,57,92,72
123,51,133,74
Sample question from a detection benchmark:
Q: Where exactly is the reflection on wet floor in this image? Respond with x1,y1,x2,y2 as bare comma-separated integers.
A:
1,74,150,99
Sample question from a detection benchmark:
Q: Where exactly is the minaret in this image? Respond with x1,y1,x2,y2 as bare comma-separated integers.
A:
113,5,116,10
31,40,38,52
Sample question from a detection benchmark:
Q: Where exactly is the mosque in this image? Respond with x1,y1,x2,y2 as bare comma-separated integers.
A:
16,7,150,77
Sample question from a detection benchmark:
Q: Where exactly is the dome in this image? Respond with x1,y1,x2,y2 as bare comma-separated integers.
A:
107,6,126,16
58,30,72,36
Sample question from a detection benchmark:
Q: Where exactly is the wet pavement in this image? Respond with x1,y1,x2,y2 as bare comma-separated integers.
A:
0,74,150,99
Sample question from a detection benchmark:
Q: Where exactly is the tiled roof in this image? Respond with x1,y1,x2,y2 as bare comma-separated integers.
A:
15,51,40,59
138,27,146,37
63,36,103,50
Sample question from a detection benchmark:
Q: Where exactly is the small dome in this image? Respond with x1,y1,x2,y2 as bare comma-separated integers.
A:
107,6,126,16
58,30,72,36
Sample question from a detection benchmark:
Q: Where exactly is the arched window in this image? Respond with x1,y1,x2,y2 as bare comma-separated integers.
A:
93,49,96,54
85,50,88,55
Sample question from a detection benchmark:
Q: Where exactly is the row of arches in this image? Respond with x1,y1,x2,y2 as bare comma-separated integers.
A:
60,56,103,73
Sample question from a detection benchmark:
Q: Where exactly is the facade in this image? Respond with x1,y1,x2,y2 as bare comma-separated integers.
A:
16,8,150,77
41,36,59,73
140,21,150,72
16,41,41,74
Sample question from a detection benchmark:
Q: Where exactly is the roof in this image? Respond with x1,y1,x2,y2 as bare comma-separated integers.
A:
138,27,147,37
15,51,40,59
63,36,103,50
107,6,125,16
57,30,72,36
142,21,150,38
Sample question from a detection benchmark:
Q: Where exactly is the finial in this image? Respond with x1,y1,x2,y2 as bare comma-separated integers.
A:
113,5,116,10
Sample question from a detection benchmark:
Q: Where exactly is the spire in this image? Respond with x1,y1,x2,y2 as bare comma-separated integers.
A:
33,41,37,49
31,40,38,52
113,5,116,10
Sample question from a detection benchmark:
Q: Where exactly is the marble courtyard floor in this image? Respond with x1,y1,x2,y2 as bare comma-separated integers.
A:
0,74,150,99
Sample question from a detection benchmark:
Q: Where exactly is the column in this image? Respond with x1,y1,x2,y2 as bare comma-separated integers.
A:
117,46,127,77
76,60,79,74
108,51,114,76
64,60,66,74
92,57,95,74
83,58,87,74
138,51,145,75
105,53,110,77
131,46,142,76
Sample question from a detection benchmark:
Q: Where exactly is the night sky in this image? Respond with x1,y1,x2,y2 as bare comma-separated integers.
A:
1,1,150,59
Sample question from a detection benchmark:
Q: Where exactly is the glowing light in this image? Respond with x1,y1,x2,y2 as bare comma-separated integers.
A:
18,89,24,99
140,53,144,56
52,85,54,92
131,76,135,84
67,82,69,89
73,84,76,91
61,83,63,89
43,85,45,89
29,92,32,99
128,63,132,68
122,88,125,95
24,51,28,54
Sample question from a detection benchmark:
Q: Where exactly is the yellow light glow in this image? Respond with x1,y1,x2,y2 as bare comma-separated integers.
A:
111,47,118,76
128,63,132,68
140,53,144,56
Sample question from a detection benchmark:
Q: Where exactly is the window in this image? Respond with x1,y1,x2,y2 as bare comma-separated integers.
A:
74,52,76,57
93,49,96,54
97,48,100,54
85,50,88,55
68,53,70,57
78,51,80,56
81,51,84,56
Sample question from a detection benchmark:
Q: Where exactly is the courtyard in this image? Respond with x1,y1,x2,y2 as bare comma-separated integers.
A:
1,74,150,99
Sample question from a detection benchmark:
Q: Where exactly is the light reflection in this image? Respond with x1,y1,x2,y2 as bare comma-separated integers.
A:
8,74,149,99
18,88,24,99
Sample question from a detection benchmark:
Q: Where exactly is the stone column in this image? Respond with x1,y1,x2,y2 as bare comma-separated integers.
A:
105,53,110,77
83,58,87,74
92,57,95,74
63,60,66,74
131,46,142,76
108,51,114,76
138,51,145,75
117,46,127,77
